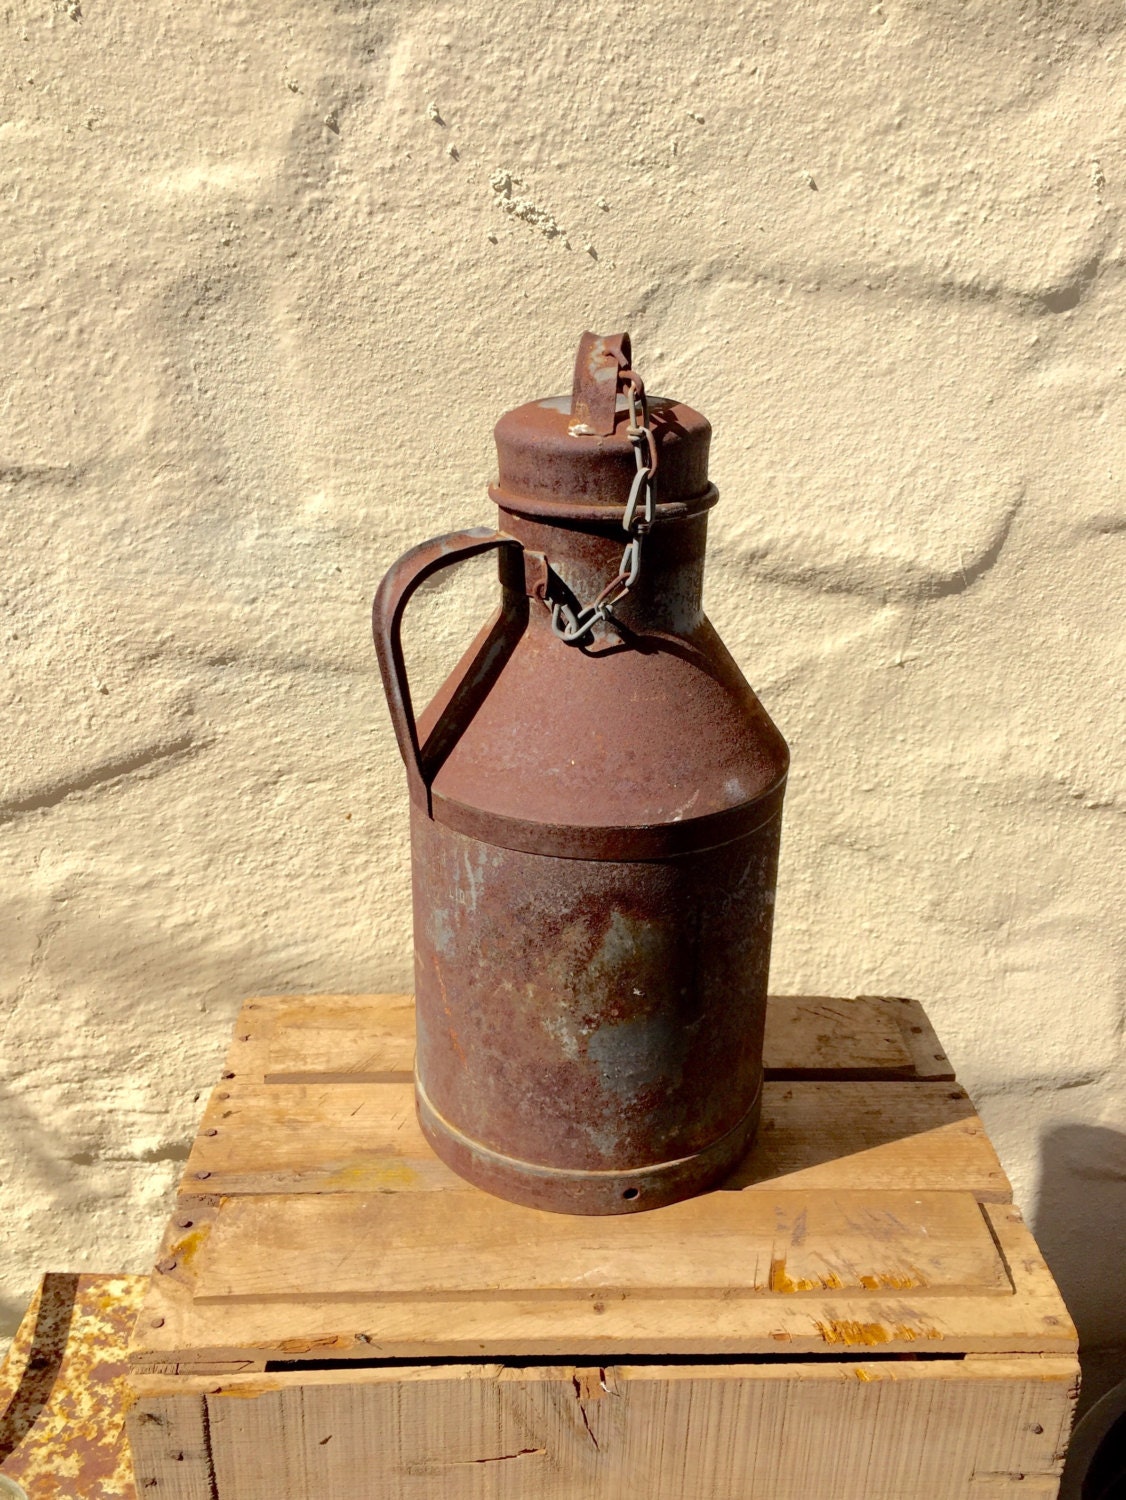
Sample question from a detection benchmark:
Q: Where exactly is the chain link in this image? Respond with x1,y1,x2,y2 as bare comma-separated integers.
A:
549,372,657,646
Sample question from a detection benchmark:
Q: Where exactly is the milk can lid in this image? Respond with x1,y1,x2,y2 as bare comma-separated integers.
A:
489,332,715,522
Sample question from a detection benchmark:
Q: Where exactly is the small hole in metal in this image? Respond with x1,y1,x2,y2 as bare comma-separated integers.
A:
622,1188,639,1201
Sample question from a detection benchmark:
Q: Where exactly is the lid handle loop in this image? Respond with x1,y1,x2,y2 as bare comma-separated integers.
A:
570,331,632,436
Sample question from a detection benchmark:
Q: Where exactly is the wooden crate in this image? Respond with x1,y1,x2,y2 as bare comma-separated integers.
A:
127,993,1078,1499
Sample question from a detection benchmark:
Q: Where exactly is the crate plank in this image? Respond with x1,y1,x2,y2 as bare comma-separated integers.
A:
859,994,958,1080
132,1199,1073,1366
729,1084,1005,1194
185,1079,1009,1199
223,993,952,1086
130,1356,1076,1500
765,994,918,1077
125,1390,213,1499
264,994,416,1084
131,990,1074,1368
189,1188,1009,1302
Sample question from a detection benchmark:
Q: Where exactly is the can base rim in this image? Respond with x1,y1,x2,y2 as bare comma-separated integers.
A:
415,1075,763,1216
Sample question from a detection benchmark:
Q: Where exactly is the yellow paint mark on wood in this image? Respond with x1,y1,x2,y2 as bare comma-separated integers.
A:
815,1320,891,1345
893,1323,943,1342
321,1159,421,1191
171,1222,213,1273
771,1258,852,1293
770,1256,795,1292
859,1270,926,1291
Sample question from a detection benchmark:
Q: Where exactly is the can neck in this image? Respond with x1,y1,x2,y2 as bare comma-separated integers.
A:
500,509,709,638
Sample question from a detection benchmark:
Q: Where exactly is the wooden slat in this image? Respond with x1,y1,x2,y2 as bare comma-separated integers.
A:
125,1389,213,1499
131,1357,1076,1500
185,1079,1010,1200
222,993,954,1086
764,994,914,1076
861,994,958,1081
729,1084,1007,1196
131,1203,1076,1365
264,994,415,1084
189,1189,1007,1302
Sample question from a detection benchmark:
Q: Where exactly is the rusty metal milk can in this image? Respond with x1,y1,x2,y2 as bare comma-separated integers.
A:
373,333,788,1215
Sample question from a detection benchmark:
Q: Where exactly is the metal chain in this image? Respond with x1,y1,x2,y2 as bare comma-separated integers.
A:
549,373,658,645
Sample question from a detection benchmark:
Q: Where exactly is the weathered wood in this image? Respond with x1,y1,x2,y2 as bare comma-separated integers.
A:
222,992,955,1086
132,994,1071,1367
186,1078,1009,1199
129,991,1078,1497
728,1082,1006,1194
765,993,957,1079
263,993,416,1084
131,1356,1077,1500
125,1389,215,1500
862,993,959,1081
133,1199,1073,1366
191,1187,1009,1301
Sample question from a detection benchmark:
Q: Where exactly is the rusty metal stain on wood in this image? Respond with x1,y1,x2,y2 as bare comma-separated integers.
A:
0,1273,144,1498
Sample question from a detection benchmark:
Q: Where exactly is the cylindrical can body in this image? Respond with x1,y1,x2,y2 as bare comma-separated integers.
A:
412,798,783,1214
374,333,790,1215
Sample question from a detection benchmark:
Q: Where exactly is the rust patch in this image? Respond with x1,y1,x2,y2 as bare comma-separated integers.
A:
0,1272,145,1497
432,958,466,1065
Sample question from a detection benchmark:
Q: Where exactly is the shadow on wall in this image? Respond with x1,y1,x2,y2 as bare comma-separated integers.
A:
1035,1124,1126,1413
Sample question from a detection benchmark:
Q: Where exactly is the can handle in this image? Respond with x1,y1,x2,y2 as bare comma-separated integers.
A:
372,527,523,813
